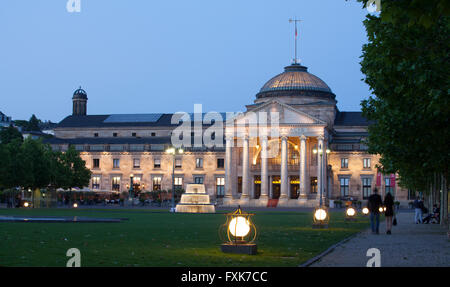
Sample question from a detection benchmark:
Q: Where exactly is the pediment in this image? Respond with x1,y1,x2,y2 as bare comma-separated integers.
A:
235,99,325,126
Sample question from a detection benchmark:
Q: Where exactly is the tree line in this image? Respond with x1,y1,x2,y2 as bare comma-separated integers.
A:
0,126,91,202
356,0,449,225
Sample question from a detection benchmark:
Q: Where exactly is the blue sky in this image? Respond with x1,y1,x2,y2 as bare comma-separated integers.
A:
0,0,371,122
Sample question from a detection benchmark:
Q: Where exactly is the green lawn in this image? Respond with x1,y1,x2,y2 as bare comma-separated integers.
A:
0,208,369,267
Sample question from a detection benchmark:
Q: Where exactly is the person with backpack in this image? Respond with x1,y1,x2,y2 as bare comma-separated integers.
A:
368,188,383,234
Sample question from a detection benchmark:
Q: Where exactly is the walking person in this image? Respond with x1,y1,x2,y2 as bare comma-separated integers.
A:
414,197,423,224
384,192,395,234
368,188,383,234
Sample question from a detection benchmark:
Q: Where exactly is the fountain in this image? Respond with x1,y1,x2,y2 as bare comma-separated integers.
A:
175,184,215,213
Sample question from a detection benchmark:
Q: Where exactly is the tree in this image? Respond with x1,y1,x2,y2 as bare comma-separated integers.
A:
355,0,449,224
27,114,41,132
0,125,23,144
61,146,91,190
0,138,92,207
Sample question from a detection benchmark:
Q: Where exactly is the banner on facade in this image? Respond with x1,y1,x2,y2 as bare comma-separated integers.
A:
390,173,396,187
376,171,382,186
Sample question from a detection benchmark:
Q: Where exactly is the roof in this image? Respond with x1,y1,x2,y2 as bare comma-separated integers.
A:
334,111,372,126
56,114,175,128
56,113,232,129
73,87,87,99
256,64,335,99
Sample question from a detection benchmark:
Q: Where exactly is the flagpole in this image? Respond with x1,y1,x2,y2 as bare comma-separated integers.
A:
289,18,301,64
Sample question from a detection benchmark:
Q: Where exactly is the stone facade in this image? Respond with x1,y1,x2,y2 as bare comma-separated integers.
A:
49,63,410,207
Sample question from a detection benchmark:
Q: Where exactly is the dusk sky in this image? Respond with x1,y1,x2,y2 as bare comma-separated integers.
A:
1,0,372,122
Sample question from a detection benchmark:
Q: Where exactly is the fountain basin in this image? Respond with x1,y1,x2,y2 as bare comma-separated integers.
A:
175,184,215,213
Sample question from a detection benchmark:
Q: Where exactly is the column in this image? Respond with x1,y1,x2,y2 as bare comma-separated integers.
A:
280,136,289,199
317,136,324,201
322,140,328,200
260,136,269,199
241,135,249,199
288,176,291,199
251,175,255,199
269,175,273,199
299,135,307,199
225,135,233,198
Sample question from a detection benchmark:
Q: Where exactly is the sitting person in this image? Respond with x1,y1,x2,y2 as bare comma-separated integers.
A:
423,204,440,224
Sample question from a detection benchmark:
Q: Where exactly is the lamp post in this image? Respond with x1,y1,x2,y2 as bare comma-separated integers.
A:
312,144,330,207
129,173,134,205
166,146,184,211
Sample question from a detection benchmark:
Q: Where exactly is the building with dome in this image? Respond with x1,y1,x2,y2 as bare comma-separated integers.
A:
47,63,410,207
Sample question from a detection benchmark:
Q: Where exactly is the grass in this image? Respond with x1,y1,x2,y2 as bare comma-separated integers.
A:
0,208,369,267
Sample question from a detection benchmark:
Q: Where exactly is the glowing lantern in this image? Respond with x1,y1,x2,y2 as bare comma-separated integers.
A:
362,207,369,215
315,208,327,221
73,203,78,208
313,207,329,228
23,202,30,208
229,216,251,237
379,206,384,213
346,207,356,217
220,206,257,255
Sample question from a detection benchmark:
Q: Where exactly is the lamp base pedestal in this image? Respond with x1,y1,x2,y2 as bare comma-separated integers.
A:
221,243,257,255
312,223,328,229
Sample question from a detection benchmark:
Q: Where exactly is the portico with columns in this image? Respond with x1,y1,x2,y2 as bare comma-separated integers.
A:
223,99,330,207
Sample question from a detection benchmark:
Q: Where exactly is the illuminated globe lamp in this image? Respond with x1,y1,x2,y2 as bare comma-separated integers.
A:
379,206,385,213
220,205,257,255
345,206,357,221
312,206,329,229
362,207,370,216
73,203,78,208
23,202,30,208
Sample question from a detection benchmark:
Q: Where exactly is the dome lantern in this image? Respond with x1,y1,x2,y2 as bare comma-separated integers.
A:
72,86,88,116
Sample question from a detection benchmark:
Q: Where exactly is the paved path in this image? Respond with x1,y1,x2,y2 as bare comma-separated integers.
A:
310,212,450,267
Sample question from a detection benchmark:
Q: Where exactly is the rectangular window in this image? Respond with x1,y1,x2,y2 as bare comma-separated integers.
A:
112,176,121,192
363,158,371,169
113,133,118,137
113,159,120,169
362,178,372,199
175,158,182,168
132,132,137,137
217,158,225,169
174,177,183,190
93,158,100,168
341,158,348,168
216,177,225,198
340,177,350,197
132,176,141,189
154,158,161,168
152,176,162,191
310,177,317,194
194,176,204,184
94,133,98,137
133,158,140,168
196,158,203,168
92,176,101,190
151,132,156,137
385,178,393,194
